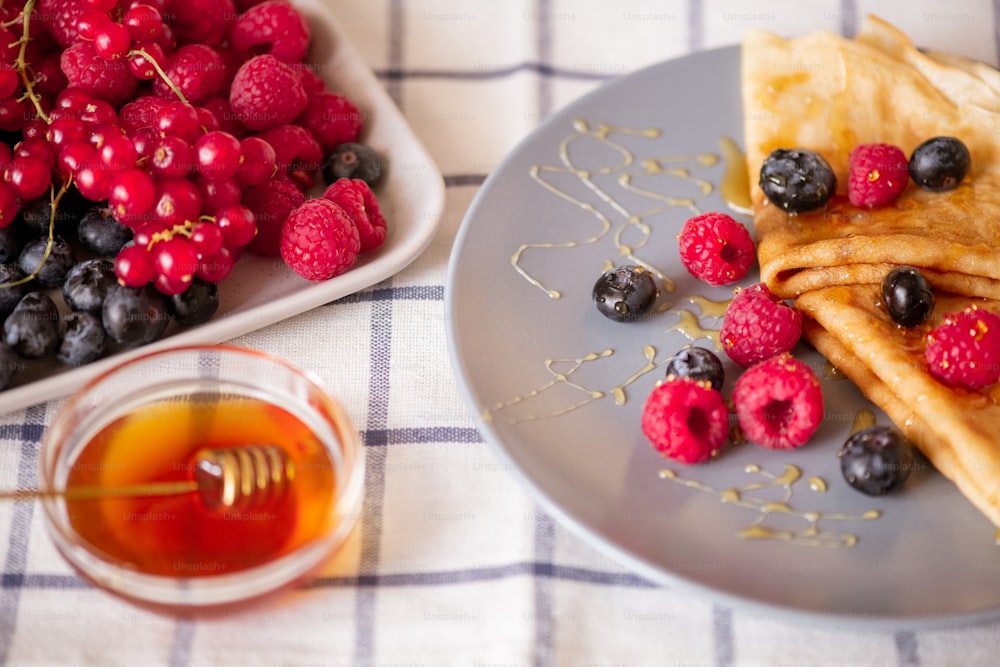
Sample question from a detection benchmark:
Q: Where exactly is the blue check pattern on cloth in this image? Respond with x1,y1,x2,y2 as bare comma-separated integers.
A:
3,0,1000,664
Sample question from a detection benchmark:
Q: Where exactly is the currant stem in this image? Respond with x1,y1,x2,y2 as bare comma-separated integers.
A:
14,0,49,123
130,47,189,105
0,178,71,289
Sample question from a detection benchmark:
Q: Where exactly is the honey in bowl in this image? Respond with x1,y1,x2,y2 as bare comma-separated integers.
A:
40,345,364,611
65,395,337,578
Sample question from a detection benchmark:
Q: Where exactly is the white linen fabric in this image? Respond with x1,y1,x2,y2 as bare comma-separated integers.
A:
2,1,999,665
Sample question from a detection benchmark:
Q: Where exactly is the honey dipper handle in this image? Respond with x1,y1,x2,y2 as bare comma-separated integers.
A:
0,480,200,502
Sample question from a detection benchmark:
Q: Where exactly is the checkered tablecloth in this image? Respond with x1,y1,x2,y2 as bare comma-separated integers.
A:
3,1,1000,665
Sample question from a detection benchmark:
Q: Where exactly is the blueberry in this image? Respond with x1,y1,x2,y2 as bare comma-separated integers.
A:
666,346,725,391
0,341,19,389
18,235,77,288
839,425,913,496
908,136,970,192
592,265,659,322
3,291,60,358
881,266,934,327
57,311,107,367
0,222,24,264
19,192,86,235
77,205,132,256
322,142,385,187
0,264,28,320
62,259,117,315
167,278,219,327
759,148,837,214
102,283,170,347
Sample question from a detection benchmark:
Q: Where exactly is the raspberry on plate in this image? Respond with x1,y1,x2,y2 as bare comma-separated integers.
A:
229,55,308,131
641,377,730,464
719,283,802,367
732,353,824,450
848,143,909,208
322,179,387,252
230,0,312,64
245,177,306,256
924,305,1000,388
280,198,360,281
677,211,755,286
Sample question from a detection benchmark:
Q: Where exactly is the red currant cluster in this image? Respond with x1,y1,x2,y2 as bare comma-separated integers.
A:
0,0,380,300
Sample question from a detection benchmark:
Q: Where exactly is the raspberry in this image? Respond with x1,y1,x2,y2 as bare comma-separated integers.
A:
720,283,802,367
641,378,730,464
38,0,88,48
677,211,755,286
244,177,306,256
322,179,387,252
163,0,236,48
280,198,360,281
152,44,227,106
848,143,909,208
732,353,823,450
924,305,1000,388
118,95,170,134
229,0,312,64
255,124,323,188
292,64,327,96
60,42,140,107
229,54,308,131
296,92,363,153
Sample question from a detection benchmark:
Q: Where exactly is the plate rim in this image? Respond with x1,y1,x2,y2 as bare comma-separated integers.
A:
444,43,1000,631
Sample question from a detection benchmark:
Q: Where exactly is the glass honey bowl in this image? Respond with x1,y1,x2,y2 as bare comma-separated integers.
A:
38,344,364,612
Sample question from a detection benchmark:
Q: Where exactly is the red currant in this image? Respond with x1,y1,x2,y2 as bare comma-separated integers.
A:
115,243,156,287
196,177,241,215
93,23,132,61
149,136,195,178
0,183,17,228
190,221,224,255
108,169,156,224
196,246,235,283
4,156,51,200
74,161,113,201
57,142,96,179
127,42,166,80
47,118,88,149
0,62,19,98
194,131,242,181
153,236,199,285
98,133,139,172
124,4,164,41
215,206,257,248
153,177,202,227
235,137,277,187
157,101,201,142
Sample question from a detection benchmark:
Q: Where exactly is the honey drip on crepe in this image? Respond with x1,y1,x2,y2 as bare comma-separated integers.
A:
482,346,671,424
513,119,718,299
658,464,880,548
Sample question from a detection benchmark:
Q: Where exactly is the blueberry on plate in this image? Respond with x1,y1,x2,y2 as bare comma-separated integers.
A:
759,148,837,214
77,205,132,256
102,283,170,347
0,264,28,320
592,265,659,322
908,136,971,192
881,265,934,327
168,278,219,327
18,235,77,288
58,311,107,367
839,425,914,496
665,346,725,391
3,291,60,358
322,142,385,187
63,258,117,315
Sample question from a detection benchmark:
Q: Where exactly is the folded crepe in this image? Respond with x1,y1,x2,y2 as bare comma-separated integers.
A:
743,16,1000,301
742,16,1000,527
797,287,1000,527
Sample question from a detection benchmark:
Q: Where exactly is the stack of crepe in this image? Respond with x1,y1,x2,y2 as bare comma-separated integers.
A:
742,16,1000,527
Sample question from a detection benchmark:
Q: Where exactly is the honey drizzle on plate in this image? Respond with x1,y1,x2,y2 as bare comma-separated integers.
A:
658,464,880,548
482,346,669,424
513,119,718,299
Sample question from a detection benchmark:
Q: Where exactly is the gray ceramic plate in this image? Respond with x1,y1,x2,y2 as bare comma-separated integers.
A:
446,46,1000,629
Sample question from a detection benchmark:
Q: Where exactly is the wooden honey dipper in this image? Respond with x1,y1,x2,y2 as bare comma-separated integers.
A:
0,445,295,511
